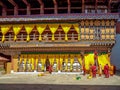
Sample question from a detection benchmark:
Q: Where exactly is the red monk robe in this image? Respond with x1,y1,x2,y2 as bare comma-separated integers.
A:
104,64,109,78
48,65,52,74
91,64,97,78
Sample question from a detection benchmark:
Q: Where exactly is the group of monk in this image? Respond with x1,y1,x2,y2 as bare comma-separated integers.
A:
46,62,115,79
83,64,115,78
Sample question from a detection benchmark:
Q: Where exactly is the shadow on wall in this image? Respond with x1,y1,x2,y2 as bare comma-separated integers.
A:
0,53,11,62
111,34,120,70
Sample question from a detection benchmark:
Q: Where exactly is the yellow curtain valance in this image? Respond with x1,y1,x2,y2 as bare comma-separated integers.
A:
0,23,81,42
73,24,80,40
61,24,72,41
24,24,34,42
48,24,59,41
84,54,94,70
13,25,22,41
98,54,110,70
36,24,47,41
1,25,11,42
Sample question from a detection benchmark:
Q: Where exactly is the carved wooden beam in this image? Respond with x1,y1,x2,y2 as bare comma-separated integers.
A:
22,0,31,15
67,0,71,13
67,0,71,5
0,1,6,7
8,0,18,15
37,0,44,5
53,0,58,14
22,0,30,6
8,0,17,7
53,0,57,5
37,0,44,14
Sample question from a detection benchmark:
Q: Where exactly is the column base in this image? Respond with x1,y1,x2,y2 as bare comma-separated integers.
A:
58,70,61,73
11,70,14,73
34,70,37,72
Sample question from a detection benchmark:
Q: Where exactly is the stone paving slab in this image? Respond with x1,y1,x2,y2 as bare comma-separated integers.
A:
0,72,120,90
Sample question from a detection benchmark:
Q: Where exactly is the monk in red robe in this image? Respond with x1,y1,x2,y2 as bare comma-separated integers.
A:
104,64,109,78
91,64,97,78
48,65,52,74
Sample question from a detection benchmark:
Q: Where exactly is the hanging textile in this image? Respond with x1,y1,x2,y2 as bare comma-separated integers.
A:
40,55,46,71
49,55,54,66
84,53,94,70
20,55,23,64
98,54,110,70
13,25,22,41
60,55,63,71
73,24,80,40
77,55,82,66
31,57,35,70
34,55,37,70
35,55,39,70
23,55,27,71
61,24,71,41
48,24,59,41
56,55,59,71
65,54,69,71
27,55,31,71
36,24,47,41
70,55,74,71
1,25,11,42
24,24,34,42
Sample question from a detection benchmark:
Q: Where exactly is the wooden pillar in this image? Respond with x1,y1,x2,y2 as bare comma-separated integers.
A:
34,56,37,71
27,5,31,15
11,55,18,72
22,0,31,15
11,55,14,72
2,7,7,16
68,4,71,14
82,0,85,13
67,0,71,14
40,4,44,14
6,62,11,74
37,0,44,14
54,4,58,14
53,0,58,14
108,0,112,13
14,6,18,15
95,0,98,13
13,56,18,72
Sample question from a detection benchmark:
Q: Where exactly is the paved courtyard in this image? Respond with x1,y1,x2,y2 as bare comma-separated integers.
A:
0,72,120,85
0,72,120,90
